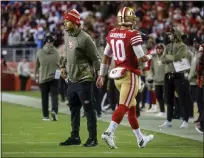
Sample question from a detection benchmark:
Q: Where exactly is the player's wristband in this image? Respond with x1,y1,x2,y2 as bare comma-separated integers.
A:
146,54,152,60
99,64,108,76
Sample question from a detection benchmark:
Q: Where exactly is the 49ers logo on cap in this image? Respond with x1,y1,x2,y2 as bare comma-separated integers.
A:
68,41,74,49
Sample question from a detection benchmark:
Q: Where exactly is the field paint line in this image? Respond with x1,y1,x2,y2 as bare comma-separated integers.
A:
3,151,200,155
1,141,139,145
2,142,59,144
2,142,202,148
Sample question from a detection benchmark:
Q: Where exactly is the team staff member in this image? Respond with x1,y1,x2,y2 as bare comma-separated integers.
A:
149,44,166,117
59,9,101,147
195,44,204,134
35,35,60,121
159,27,191,128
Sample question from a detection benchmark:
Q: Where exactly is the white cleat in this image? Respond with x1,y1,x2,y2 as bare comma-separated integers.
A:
146,106,157,113
155,112,165,117
159,121,172,128
101,132,118,149
138,134,154,148
180,121,188,128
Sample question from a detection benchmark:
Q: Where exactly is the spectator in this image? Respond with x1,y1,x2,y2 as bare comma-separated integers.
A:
149,43,166,117
35,27,46,48
34,35,60,121
195,44,204,134
17,57,31,91
8,27,21,46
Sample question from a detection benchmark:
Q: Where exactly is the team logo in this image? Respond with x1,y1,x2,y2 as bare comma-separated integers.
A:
68,41,74,49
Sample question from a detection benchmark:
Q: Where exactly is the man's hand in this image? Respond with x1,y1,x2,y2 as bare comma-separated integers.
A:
34,75,39,83
96,75,105,88
60,68,67,79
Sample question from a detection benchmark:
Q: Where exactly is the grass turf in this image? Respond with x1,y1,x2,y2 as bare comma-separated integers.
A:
2,102,203,157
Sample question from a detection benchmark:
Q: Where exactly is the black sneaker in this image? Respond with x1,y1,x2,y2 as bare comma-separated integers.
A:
51,111,57,121
83,138,98,147
59,137,81,146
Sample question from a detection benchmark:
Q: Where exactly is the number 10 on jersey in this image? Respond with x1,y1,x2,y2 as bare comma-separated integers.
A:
110,39,126,61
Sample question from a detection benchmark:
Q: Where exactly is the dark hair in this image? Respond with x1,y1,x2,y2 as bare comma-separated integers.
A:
193,37,202,44
44,35,55,43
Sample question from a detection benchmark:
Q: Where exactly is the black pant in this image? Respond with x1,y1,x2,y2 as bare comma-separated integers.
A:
164,73,192,122
173,96,183,118
67,81,97,139
140,76,147,109
59,77,68,102
190,85,197,103
19,75,29,91
196,86,204,122
40,79,59,117
92,82,102,116
155,85,165,112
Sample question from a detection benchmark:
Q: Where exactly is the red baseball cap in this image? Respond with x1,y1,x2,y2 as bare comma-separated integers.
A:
64,9,81,26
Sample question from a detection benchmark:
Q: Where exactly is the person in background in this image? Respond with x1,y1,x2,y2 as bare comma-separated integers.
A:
144,37,157,113
7,27,21,47
188,37,203,120
159,27,191,128
35,35,60,121
148,43,166,117
17,57,31,91
1,55,12,72
195,44,204,134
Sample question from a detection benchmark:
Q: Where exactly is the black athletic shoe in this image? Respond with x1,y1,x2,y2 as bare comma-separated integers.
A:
51,111,57,121
83,138,98,147
59,136,81,146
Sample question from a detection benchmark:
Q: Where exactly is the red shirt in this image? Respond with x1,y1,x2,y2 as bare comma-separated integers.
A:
106,28,143,75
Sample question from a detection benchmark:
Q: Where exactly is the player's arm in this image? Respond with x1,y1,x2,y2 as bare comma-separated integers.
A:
96,43,112,88
99,43,112,76
132,45,152,62
130,32,151,62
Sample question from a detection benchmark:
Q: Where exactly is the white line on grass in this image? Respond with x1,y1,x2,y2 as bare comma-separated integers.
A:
3,151,199,155
2,142,202,149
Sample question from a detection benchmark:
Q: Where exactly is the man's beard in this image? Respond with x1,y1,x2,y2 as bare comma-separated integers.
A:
65,27,74,32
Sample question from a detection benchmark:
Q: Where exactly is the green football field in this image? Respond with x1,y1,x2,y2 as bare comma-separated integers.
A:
2,101,203,157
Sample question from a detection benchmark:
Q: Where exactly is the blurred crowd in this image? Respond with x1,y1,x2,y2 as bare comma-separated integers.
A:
1,1,203,49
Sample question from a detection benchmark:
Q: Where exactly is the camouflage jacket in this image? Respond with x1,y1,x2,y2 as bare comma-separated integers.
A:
61,29,101,83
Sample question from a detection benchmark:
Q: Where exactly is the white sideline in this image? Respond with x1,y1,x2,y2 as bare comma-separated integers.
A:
3,151,198,155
